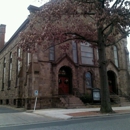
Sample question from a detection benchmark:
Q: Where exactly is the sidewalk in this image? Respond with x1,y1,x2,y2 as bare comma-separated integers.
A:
0,105,129,127
33,106,130,119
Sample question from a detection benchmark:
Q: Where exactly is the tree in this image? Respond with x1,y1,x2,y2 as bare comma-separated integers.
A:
19,0,130,113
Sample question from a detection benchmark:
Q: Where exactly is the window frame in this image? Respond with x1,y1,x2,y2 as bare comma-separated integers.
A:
81,42,94,65
49,46,55,61
72,41,78,63
15,48,21,88
85,72,93,88
113,46,119,67
8,52,12,89
18,48,21,73
27,51,30,67
2,58,6,90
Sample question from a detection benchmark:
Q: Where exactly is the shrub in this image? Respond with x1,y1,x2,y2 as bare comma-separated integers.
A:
80,93,92,103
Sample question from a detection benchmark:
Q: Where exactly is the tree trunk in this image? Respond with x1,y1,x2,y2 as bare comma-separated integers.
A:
98,28,113,113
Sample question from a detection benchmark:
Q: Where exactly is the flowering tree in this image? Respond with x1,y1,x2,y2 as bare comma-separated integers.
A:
19,0,130,113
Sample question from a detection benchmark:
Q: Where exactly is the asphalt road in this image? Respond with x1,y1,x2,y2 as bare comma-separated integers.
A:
0,105,60,129
0,105,24,113
0,111,130,130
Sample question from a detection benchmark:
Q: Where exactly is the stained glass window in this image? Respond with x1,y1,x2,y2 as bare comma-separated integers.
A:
85,72,92,88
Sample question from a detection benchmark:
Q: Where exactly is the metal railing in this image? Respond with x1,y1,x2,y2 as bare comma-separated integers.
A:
118,88,130,101
72,87,83,97
58,87,69,107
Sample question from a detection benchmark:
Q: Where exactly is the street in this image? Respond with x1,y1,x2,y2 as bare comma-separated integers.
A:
1,113,130,130
0,106,130,130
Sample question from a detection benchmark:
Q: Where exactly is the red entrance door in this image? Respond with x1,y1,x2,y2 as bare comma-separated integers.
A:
108,80,113,93
58,76,69,95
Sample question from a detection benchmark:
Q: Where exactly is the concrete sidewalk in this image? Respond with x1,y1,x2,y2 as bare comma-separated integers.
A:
0,105,129,127
33,106,130,119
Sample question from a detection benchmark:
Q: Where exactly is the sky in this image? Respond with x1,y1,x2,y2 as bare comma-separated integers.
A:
0,0,130,52
0,0,48,40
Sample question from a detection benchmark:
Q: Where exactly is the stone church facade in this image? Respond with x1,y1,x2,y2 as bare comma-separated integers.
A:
0,4,130,109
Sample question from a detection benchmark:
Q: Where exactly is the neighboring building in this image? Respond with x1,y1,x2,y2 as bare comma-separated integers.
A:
0,4,130,109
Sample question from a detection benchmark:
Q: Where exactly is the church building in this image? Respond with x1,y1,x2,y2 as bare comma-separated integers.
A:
0,2,130,109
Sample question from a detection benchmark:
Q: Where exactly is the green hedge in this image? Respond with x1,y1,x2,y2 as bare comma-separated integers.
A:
80,93,92,103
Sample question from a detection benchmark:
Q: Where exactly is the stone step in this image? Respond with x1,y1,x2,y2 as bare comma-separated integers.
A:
110,95,120,104
60,95,85,108
120,96,130,106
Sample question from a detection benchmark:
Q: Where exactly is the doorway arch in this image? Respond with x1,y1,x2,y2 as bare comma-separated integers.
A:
58,66,72,95
107,70,118,94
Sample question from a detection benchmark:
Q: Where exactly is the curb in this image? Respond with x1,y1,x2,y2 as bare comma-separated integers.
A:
70,111,130,119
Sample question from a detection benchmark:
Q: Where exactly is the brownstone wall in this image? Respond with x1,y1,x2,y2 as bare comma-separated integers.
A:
0,4,129,109
0,36,19,106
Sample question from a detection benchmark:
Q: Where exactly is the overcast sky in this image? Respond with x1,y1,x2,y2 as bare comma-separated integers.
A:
0,0,48,41
0,0,130,52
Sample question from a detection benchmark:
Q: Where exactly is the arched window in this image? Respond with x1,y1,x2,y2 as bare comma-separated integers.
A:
17,48,21,73
113,46,119,67
97,49,99,60
16,48,21,87
85,72,93,88
2,58,6,90
49,46,55,61
8,53,12,88
81,42,94,65
27,51,30,66
72,41,78,63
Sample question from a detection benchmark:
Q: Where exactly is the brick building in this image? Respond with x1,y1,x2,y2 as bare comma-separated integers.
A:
0,4,130,109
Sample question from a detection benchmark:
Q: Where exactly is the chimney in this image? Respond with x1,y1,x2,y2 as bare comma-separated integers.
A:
0,24,6,49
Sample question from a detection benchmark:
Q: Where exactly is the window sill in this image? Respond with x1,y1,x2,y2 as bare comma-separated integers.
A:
80,64,98,67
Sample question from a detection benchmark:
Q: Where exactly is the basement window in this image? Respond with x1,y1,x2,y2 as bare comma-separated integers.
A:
6,99,9,105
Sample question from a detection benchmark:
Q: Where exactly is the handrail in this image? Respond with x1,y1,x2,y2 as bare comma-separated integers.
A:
58,87,69,107
73,87,83,97
58,87,66,95
110,91,117,95
118,88,126,96
118,88,130,101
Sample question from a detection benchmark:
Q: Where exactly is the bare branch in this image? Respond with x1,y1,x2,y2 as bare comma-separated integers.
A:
42,37,85,53
64,32,98,43
105,36,125,47
102,21,114,33
119,0,125,8
104,24,114,40
111,0,119,9
73,0,95,4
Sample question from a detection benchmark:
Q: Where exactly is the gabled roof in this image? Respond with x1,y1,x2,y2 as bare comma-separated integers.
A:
51,53,78,67
107,59,120,71
27,62,40,74
0,18,29,53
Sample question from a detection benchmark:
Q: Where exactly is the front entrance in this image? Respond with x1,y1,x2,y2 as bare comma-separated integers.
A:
107,70,117,94
58,66,72,95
